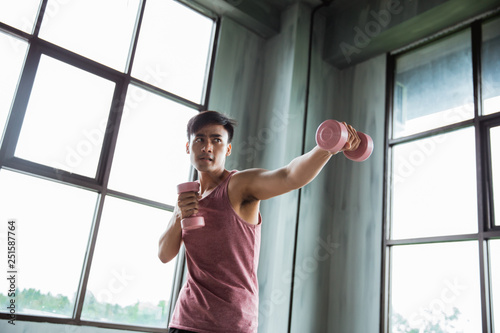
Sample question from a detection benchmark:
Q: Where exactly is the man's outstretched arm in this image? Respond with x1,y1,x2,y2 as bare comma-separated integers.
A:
236,123,360,201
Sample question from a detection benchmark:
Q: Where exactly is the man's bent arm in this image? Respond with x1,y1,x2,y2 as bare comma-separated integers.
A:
158,212,183,263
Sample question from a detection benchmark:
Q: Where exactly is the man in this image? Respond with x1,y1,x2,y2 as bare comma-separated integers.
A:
158,111,360,333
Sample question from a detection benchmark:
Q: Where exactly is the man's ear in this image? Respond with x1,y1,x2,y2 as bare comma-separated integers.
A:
186,142,190,154
226,143,232,156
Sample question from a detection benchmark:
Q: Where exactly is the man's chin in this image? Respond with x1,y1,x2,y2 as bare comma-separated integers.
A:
194,163,217,173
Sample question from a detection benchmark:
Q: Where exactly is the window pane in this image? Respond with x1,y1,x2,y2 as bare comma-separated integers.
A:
0,32,28,142
393,30,473,138
108,85,196,204
492,126,500,226
491,239,500,332
391,127,477,239
132,0,214,103
15,55,115,177
81,196,175,327
39,0,140,71
0,0,40,33
0,169,97,317
482,17,500,115
390,242,481,333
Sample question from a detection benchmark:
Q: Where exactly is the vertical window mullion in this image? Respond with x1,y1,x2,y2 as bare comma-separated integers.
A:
381,51,395,333
200,17,220,110
472,19,494,333
32,0,48,37
95,78,128,187
72,193,105,322
0,44,41,163
125,0,147,76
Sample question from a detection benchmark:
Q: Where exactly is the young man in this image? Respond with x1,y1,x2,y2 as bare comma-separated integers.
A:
158,111,360,333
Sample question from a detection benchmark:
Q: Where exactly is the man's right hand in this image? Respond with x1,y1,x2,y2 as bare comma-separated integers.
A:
176,191,201,220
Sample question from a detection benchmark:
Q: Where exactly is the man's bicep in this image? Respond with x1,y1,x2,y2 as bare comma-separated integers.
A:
238,167,295,201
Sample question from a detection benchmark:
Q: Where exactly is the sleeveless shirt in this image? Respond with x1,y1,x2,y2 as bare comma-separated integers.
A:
169,170,262,333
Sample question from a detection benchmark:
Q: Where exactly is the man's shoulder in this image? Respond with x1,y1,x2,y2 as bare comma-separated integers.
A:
228,168,266,202
229,168,266,182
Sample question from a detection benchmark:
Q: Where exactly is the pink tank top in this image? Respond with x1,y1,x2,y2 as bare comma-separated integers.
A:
170,170,262,333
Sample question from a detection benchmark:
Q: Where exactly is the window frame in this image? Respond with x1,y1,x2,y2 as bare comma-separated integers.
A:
381,16,500,333
0,0,219,331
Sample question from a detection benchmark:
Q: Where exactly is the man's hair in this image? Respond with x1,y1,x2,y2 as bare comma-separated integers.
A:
187,111,237,143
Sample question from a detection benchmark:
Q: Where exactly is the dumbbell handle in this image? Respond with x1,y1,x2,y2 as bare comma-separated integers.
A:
177,181,205,230
315,119,373,162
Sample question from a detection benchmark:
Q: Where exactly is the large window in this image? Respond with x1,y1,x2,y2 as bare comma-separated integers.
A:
0,0,216,331
384,15,500,333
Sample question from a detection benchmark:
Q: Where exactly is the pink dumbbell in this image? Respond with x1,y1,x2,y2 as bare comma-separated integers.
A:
177,181,205,230
315,119,373,162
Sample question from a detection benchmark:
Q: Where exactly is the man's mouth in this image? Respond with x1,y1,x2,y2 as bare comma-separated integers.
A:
199,155,213,161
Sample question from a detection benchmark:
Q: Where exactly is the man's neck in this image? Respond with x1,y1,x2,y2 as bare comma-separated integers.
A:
198,168,230,195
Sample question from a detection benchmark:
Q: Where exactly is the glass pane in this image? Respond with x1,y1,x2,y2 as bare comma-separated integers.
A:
491,239,500,333
0,169,97,317
81,196,175,327
482,17,500,115
108,85,196,204
492,126,500,226
0,0,40,33
15,55,115,177
39,0,141,71
393,30,473,138
0,32,28,141
132,0,214,103
391,127,477,239
390,242,481,333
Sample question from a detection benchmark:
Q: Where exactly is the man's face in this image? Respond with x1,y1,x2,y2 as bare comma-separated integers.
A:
187,124,232,173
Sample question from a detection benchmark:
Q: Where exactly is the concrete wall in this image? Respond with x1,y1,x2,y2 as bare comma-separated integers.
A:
290,12,386,333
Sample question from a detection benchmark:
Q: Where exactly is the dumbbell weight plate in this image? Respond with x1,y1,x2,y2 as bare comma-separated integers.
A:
181,216,205,230
343,132,374,162
315,119,349,153
177,181,200,194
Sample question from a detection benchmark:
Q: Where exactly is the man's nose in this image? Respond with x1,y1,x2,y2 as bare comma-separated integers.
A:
202,142,213,152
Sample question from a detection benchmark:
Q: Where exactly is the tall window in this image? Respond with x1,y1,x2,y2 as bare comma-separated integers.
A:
0,0,216,330
384,15,500,333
